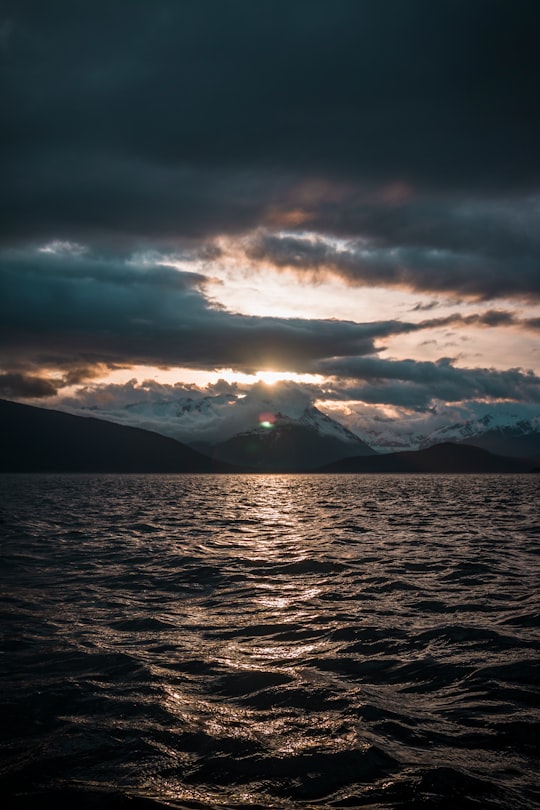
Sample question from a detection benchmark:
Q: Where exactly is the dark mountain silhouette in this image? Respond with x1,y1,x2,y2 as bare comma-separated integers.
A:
205,416,376,471
318,442,534,473
0,399,239,473
458,429,540,458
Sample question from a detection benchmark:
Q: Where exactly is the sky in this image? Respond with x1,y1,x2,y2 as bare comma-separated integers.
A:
1,0,539,445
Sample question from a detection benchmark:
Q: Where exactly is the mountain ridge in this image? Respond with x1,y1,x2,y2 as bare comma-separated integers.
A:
318,442,536,474
60,394,540,458
1,399,537,474
0,399,240,473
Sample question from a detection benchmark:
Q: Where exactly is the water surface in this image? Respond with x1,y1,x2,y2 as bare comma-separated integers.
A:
1,474,539,809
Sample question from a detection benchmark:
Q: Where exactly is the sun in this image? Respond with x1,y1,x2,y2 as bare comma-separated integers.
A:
255,370,287,385
254,370,325,385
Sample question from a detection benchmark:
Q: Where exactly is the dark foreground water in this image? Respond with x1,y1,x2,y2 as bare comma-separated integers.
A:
1,474,539,810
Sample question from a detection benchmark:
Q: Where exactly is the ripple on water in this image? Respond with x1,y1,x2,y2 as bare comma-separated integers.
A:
1,472,539,809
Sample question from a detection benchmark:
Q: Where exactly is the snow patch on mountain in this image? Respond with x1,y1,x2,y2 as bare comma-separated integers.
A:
298,405,369,444
45,382,540,454
419,412,540,448
57,382,374,452
355,403,540,452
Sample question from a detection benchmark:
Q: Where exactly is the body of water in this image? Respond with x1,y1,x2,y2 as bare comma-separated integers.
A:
1,473,539,809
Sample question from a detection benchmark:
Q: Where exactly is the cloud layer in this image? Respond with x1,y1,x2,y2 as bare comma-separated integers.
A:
1,245,539,404
2,1,540,245
0,248,397,377
246,203,540,300
1,0,539,439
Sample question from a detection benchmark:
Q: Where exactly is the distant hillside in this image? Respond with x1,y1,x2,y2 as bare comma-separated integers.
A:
459,430,540,458
318,442,535,473
0,399,239,473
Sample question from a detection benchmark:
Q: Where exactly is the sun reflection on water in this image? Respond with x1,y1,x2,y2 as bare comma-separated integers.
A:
145,473,358,804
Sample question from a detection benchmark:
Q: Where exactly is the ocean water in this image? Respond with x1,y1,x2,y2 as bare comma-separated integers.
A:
1,473,539,810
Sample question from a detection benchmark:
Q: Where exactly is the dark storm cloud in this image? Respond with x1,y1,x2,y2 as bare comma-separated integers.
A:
289,193,540,256
318,356,540,409
246,215,540,300
0,372,59,398
0,249,406,372
449,311,540,331
400,310,540,333
1,158,284,245
2,0,540,246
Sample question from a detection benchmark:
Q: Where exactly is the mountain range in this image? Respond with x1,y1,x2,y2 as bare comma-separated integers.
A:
65,392,540,459
1,399,538,474
361,411,540,456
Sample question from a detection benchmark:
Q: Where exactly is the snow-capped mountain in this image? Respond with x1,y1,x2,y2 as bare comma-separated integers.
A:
296,404,373,446
421,414,540,458
57,387,540,460
68,387,376,466
195,406,376,470
359,409,540,457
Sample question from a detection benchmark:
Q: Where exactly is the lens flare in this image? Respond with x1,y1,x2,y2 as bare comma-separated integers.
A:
258,411,276,429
